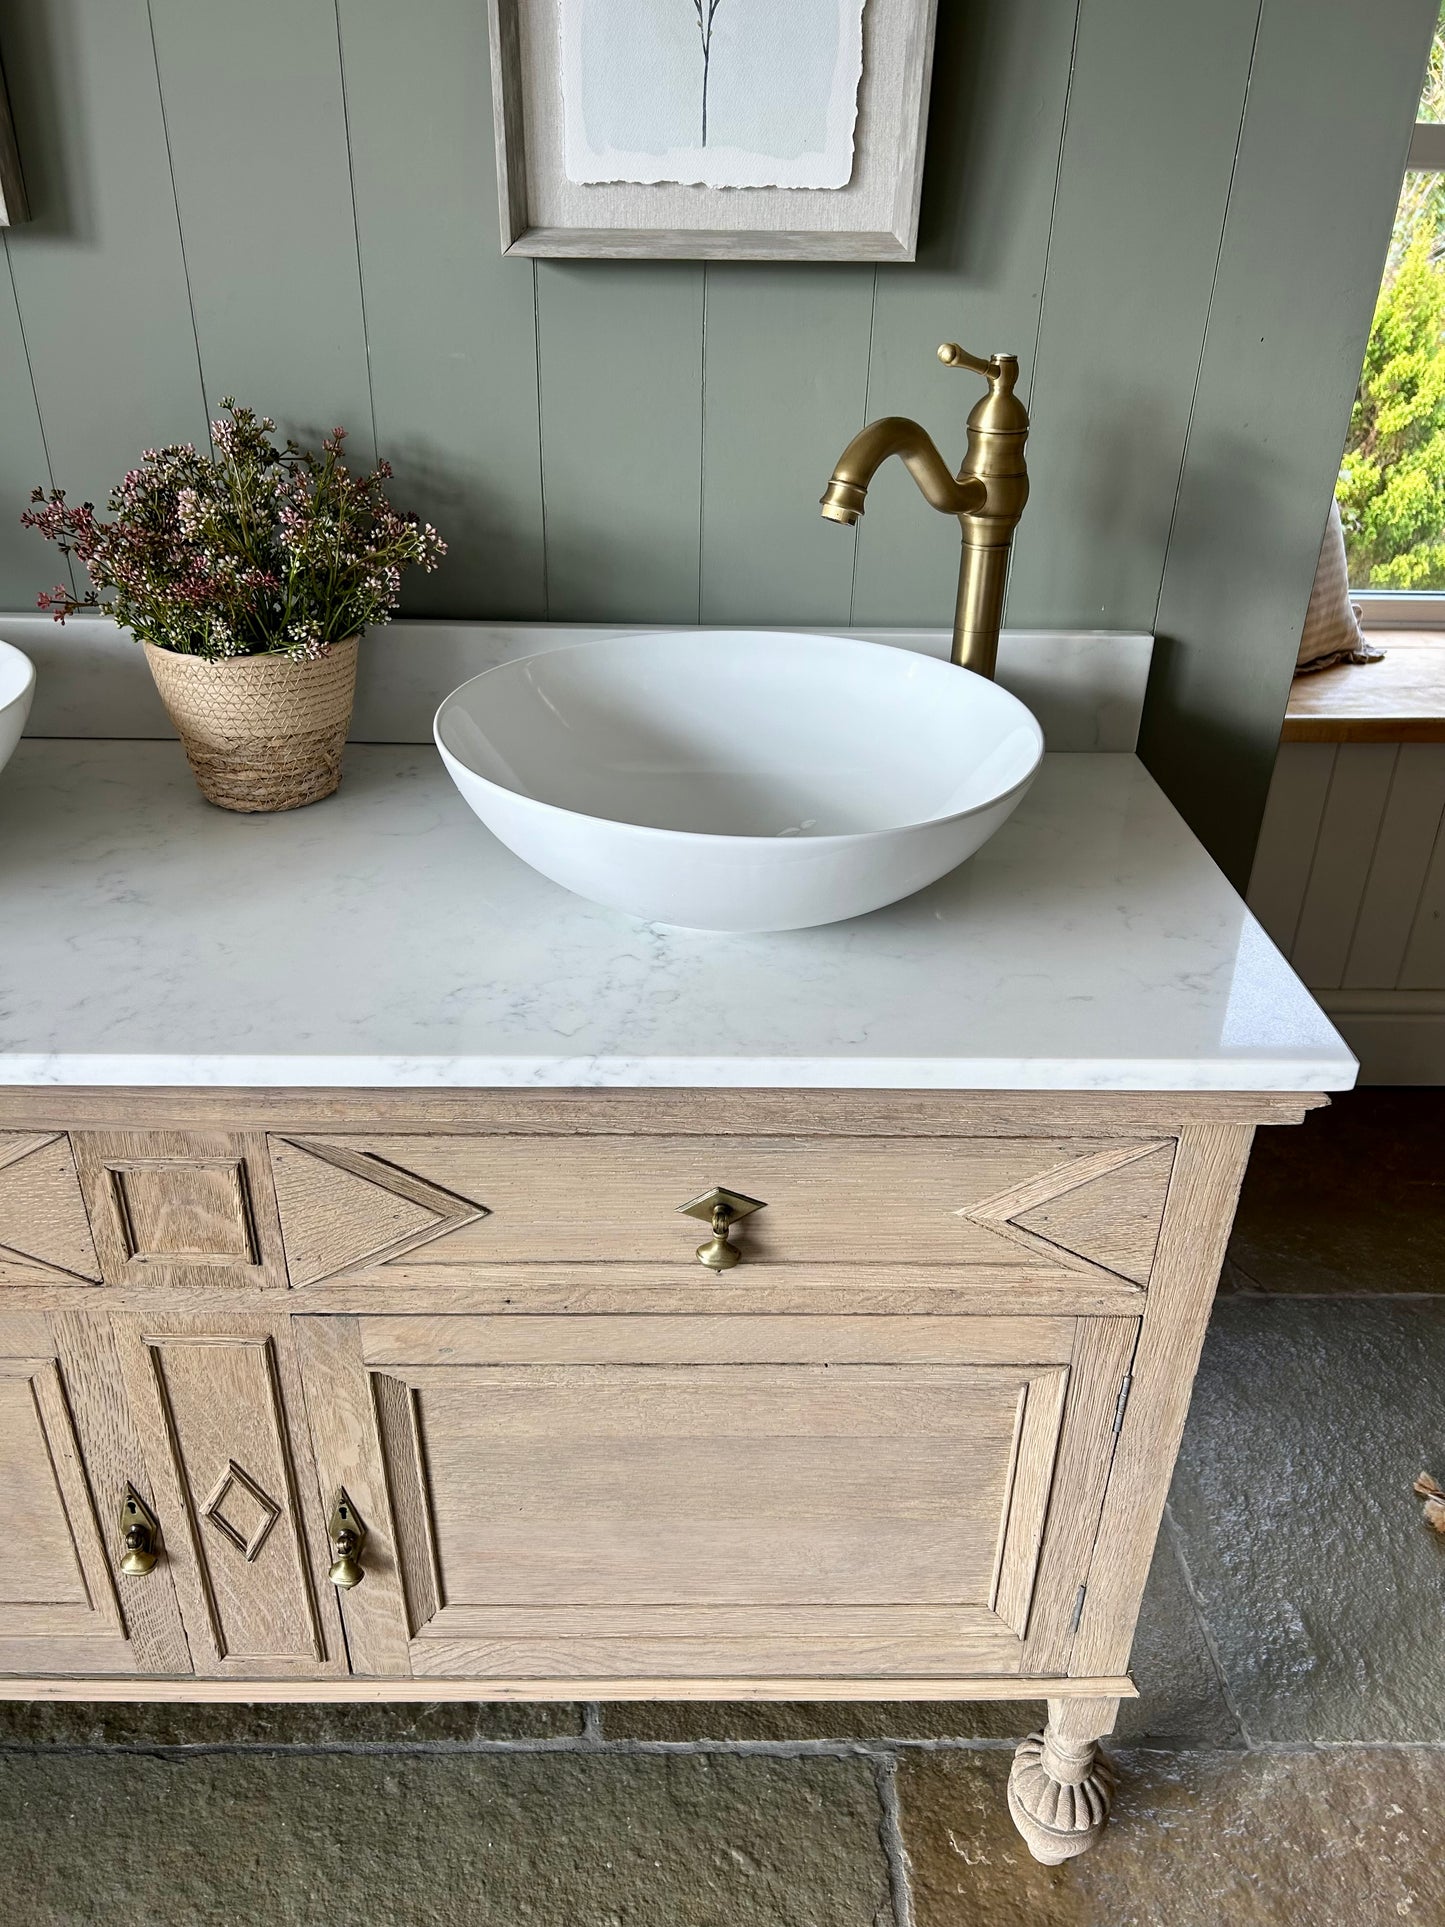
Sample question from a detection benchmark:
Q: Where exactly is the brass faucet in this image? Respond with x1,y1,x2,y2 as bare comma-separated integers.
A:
820,344,1030,680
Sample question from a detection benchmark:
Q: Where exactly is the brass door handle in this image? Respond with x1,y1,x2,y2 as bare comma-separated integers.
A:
118,1485,160,1576
678,1187,766,1271
327,1491,367,1589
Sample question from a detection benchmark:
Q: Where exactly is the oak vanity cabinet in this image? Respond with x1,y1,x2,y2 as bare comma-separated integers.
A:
0,1093,1293,1861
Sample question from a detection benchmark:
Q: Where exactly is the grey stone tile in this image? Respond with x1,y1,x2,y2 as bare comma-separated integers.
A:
0,1749,894,1927
1169,1296,1445,1742
600,1526,1241,1749
0,1699,583,1748
1229,1088,1445,1293
899,1744,1445,1927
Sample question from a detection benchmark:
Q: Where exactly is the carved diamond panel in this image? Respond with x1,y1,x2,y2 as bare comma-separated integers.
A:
200,1459,282,1562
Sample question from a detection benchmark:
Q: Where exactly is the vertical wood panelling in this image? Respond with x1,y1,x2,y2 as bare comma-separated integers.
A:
536,264,703,622
0,251,56,606
850,0,1079,630
337,0,544,619
1289,744,1398,990
1005,0,1259,631
1344,744,1445,988
1140,0,1438,888
1399,807,1445,988
1245,742,1336,953
0,1,209,510
149,0,374,463
699,266,873,628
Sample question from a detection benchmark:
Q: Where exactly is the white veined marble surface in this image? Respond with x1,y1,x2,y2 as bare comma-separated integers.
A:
0,741,1355,1091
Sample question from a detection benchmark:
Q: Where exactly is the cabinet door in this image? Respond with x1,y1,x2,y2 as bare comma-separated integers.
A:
0,1313,188,1676
113,1312,346,1679
298,1313,1137,1686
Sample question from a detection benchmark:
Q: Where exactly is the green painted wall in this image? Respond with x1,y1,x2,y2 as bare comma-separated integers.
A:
0,0,1433,881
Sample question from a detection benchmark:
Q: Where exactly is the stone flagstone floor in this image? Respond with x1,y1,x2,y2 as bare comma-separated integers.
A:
0,1089,1441,1925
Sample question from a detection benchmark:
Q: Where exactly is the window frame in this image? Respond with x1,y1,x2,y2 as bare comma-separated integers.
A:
1350,120,1445,618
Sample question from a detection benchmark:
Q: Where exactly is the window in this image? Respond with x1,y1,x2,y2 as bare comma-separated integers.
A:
1339,3,1445,618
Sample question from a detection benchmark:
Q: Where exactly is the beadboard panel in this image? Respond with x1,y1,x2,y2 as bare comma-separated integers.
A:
698,265,873,629
1004,0,1259,632
148,0,374,467
1247,741,1445,1081
337,0,546,620
0,0,211,507
849,0,1077,636
535,262,704,623
0,0,1432,880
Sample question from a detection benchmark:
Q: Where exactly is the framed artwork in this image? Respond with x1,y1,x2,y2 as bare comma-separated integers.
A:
0,61,28,227
487,0,940,260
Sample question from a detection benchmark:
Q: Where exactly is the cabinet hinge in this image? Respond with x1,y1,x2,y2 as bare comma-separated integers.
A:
1111,1371,1134,1438
1069,1583,1087,1634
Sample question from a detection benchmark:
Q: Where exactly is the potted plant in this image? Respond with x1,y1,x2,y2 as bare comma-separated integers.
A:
22,402,445,812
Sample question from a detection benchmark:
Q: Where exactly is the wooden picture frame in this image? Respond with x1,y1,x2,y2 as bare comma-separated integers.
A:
0,61,28,227
486,0,939,261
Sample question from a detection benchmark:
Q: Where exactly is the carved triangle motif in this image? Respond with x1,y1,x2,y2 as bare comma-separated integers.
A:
0,1132,102,1282
269,1137,489,1286
961,1140,1173,1286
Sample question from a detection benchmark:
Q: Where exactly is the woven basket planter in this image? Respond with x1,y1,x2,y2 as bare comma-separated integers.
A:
144,637,359,813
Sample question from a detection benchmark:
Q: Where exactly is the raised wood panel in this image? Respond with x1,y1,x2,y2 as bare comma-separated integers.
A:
0,1132,99,1284
0,1317,140,1674
300,1310,1136,1681
113,1315,344,1677
272,1134,1170,1284
75,1133,287,1290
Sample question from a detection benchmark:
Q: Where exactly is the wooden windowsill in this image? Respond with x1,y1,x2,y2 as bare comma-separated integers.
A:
1283,631,1445,742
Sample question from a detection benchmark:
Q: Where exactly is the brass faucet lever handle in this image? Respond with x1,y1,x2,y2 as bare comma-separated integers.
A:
937,342,996,377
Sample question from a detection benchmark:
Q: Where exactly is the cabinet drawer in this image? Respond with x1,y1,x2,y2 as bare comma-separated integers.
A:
298,1310,1138,1685
269,1133,1175,1289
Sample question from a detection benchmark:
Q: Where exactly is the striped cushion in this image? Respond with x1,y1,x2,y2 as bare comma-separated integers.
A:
1297,498,1384,673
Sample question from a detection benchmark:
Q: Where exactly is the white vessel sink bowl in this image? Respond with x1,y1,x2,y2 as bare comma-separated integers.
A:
435,630,1044,932
0,638,35,781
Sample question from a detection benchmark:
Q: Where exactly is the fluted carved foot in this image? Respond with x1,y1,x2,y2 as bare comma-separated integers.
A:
1007,1727,1115,1864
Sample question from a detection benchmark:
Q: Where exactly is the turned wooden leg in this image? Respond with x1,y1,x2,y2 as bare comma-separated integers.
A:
1008,1696,1118,1865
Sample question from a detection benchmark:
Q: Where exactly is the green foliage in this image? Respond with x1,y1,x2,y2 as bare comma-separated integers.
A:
1339,230,1445,588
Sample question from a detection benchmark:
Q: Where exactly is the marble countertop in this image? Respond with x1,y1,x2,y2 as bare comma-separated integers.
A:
0,741,1355,1091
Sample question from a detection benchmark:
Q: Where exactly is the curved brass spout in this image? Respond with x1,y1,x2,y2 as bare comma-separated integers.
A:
820,344,1030,680
820,418,984,523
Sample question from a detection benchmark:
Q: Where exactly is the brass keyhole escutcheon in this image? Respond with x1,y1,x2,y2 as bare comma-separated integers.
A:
678,1187,767,1271
327,1491,367,1590
118,1485,160,1577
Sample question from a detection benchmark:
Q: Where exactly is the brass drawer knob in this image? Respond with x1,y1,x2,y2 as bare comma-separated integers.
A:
327,1491,367,1589
118,1485,160,1577
678,1187,766,1271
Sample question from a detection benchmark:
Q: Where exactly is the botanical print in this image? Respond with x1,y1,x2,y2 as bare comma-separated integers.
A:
560,0,867,191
